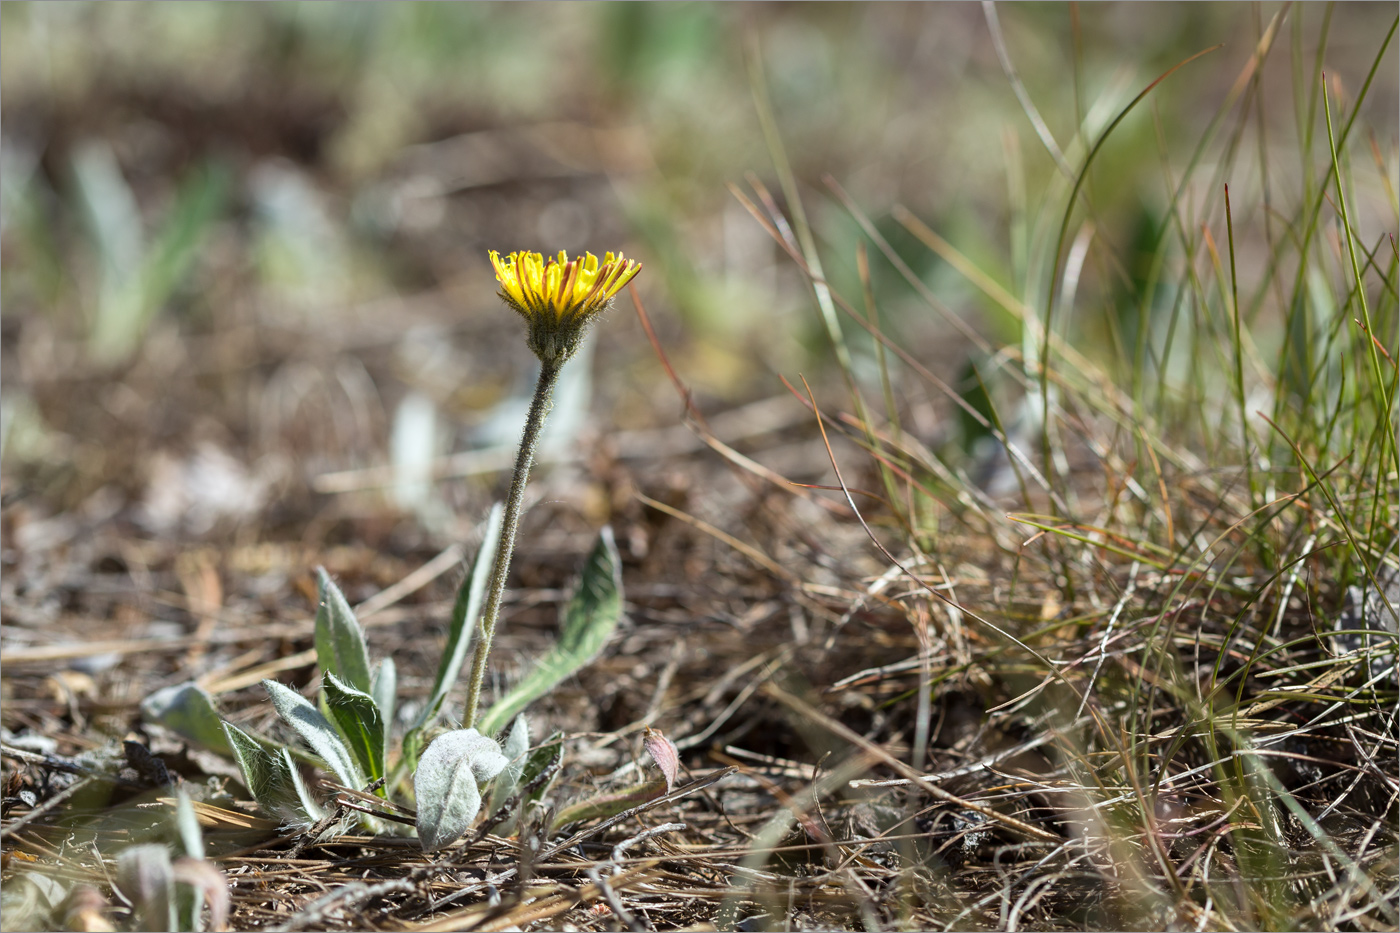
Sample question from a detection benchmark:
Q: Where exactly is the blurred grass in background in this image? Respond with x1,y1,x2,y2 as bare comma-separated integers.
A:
1,1,1395,530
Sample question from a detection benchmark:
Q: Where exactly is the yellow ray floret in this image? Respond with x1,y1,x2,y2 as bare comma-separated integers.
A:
490,250,642,324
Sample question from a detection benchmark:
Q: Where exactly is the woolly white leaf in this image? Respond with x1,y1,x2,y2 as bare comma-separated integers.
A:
414,729,509,851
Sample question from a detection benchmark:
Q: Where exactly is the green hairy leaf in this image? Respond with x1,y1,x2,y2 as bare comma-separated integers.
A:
550,776,669,830
263,679,364,791
414,729,509,852
219,722,320,828
322,672,386,787
141,681,230,754
498,731,564,838
399,729,425,779
500,715,530,792
313,567,372,694
478,526,622,735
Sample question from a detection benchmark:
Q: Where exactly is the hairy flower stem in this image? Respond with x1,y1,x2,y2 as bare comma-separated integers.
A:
464,358,563,731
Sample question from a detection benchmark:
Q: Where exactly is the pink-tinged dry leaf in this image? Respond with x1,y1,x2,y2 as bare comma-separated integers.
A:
172,857,231,932
643,727,679,793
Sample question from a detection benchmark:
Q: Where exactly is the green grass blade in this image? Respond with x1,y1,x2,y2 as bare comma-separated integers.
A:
1040,44,1221,488
1322,73,1397,483
174,789,204,862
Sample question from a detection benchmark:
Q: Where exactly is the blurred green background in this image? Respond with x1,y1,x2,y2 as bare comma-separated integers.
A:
2,1,1395,540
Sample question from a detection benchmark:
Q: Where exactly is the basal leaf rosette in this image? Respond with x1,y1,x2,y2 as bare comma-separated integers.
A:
490,249,641,363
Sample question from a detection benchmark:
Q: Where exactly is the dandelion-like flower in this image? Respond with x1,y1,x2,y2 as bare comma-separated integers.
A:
490,249,642,363
462,247,639,731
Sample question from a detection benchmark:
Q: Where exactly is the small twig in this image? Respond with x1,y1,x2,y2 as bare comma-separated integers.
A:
333,796,417,827
320,779,415,815
1076,560,1141,718
416,863,661,933
268,877,417,933
409,866,515,921
287,801,350,860
610,821,686,873
847,729,1067,789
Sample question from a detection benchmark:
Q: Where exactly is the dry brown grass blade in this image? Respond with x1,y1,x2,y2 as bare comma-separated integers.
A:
634,491,800,585
628,287,852,518
154,798,280,833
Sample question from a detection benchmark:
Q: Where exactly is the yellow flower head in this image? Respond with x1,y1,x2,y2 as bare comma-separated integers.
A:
490,250,642,364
